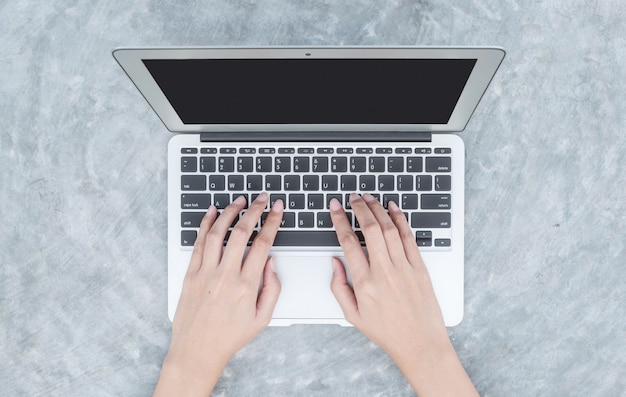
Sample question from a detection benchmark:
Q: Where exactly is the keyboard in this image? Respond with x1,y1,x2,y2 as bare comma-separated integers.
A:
178,144,454,249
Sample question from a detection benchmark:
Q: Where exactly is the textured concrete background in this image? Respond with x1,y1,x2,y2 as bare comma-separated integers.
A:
1,1,625,396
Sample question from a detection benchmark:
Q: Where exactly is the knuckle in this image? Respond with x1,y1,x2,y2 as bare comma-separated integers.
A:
360,221,380,235
252,233,273,250
229,224,250,243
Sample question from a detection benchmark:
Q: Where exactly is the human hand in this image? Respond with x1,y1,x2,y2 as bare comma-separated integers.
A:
329,193,478,397
154,193,283,396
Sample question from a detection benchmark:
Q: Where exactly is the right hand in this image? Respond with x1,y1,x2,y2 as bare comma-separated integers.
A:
329,193,478,397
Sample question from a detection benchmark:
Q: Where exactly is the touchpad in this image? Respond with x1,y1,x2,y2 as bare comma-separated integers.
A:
271,255,348,320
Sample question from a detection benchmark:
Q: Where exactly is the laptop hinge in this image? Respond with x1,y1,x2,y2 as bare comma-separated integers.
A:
200,131,432,142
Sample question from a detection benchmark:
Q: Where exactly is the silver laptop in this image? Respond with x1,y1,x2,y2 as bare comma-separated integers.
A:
113,46,504,327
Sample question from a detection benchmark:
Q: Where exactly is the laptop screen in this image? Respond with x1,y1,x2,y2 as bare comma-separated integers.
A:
142,58,476,125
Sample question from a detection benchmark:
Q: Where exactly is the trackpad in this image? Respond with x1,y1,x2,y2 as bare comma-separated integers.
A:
271,256,346,320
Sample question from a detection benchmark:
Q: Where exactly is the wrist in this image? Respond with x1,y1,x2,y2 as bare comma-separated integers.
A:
153,350,228,397
392,338,478,397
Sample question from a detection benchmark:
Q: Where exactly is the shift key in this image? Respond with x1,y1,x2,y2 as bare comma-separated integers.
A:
411,212,451,228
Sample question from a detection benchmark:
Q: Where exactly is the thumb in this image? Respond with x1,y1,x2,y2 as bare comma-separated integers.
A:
256,257,281,327
330,257,359,324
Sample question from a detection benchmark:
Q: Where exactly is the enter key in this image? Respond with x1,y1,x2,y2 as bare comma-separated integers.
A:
421,194,451,210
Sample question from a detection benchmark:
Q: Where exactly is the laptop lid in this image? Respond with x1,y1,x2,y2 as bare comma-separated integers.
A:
113,46,504,135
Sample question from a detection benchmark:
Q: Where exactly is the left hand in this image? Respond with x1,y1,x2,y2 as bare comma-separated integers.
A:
154,193,283,396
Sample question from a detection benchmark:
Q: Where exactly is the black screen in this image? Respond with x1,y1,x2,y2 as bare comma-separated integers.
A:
142,58,476,124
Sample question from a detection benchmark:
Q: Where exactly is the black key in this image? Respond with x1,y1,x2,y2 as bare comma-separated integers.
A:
317,148,334,154
321,175,338,191
376,148,392,154
337,148,353,154
298,148,315,154
208,175,225,190
227,175,244,190
326,194,342,209
201,148,217,154
369,157,385,172
294,157,310,172
272,231,338,245
220,148,236,154
270,194,287,208
344,211,353,226
307,194,324,209
260,212,269,226
387,157,404,172
416,175,432,191
218,157,234,172
341,175,357,191
181,212,205,227
284,175,300,191
382,194,399,208
435,238,451,247
434,148,452,154
316,212,333,228
181,230,197,246
281,212,296,228
181,175,206,191
312,157,329,172
359,175,376,191
411,213,451,228
181,157,197,172
435,175,452,191
200,157,216,172
181,194,211,210
289,194,305,209
239,148,256,154
232,193,249,208
302,175,319,191
274,156,291,172
213,194,231,209
397,175,413,191
345,194,353,209
256,157,272,172
331,157,348,172
378,175,394,191
298,213,315,228
416,231,432,238
278,147,295,154
417,237,432,247
265,175,281,191
237,157,254,172
401,194,418,209
426,157,451,172
356,147,373,154
422,194,451,209
182,148,198,154
416,148,432,154
246,175,263,191
350,157,367,172
395,147,412,154
260,148,275,154
406,157,422,172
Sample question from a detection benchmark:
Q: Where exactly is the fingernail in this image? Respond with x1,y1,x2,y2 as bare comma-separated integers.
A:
271,198,284,212
331,257,340,272
206,204,216,216
255,192,269,202
388,200,399,212
233,195,246,205
362,193,375,203
269,257,276,273
349,193,360,202
329,198,342,211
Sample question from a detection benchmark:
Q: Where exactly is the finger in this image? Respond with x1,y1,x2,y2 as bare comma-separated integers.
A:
242,198,284,278
187,205,218,274
220,193,270,270
202,195,248,269
255,257,282,328
330,257,359,325
388,200,427,270
329,197,369,283
349,193,392,264
361,194,406,266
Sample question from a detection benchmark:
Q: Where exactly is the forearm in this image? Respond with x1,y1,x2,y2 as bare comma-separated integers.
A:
153,353,227,397
393,340,479,397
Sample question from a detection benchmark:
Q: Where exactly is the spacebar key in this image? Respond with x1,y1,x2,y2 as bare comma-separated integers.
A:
273,230,364,247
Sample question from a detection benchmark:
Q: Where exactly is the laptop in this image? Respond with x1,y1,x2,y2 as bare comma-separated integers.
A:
113,46,504,327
